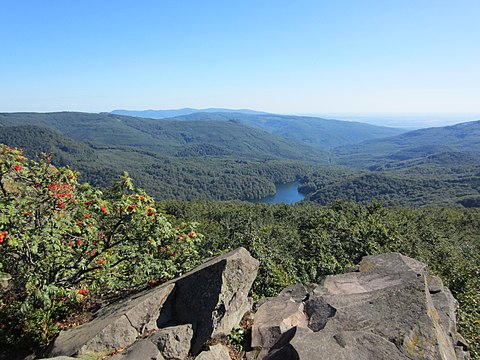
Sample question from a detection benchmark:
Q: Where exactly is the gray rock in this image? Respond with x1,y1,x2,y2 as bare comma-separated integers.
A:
162,247,259,355
150,324,193,359
277,284,309,303
263,253,467,360
252,297,308,359
42,250,468,360
44,284,175,357
454,334,471,360
304,296,336,331
195,344,230,360
429,276,458,334
110,338,165,360
37,357,78,360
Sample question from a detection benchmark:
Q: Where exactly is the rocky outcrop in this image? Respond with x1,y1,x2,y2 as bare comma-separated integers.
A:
252,252,470,360
43,247,259,359
161,247,258,354
41,251,470,360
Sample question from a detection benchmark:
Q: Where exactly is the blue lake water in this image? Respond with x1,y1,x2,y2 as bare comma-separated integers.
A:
253,181,305,204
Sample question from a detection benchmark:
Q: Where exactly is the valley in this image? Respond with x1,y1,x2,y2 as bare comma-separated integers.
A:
0,110,478,207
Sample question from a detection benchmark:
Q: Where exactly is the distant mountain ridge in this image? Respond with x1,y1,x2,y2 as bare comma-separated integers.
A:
173,112,406,149
111,108,269,118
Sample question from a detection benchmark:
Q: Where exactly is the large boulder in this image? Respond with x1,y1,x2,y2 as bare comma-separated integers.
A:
158,247,259,355
44,247,259,358
259,253,470,360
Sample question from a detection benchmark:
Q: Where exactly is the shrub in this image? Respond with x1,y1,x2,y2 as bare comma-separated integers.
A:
0,145,202,354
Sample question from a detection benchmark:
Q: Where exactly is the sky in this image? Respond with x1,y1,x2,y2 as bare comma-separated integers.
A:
1,0,479,123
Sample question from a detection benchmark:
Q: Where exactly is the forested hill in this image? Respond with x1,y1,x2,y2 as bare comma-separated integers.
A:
0,125,94,165
0,112,326,162
2,112,480,207
110,109,406,149
0,115,322,201
335,120,480,168
290,120,480,207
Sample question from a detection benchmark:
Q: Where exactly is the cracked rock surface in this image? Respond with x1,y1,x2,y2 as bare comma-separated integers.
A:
255,253,470,360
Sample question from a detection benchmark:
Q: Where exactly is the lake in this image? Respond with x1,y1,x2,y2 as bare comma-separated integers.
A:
253,181,305,204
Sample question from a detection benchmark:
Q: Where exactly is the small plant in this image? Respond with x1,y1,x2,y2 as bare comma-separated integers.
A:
227,326,246,352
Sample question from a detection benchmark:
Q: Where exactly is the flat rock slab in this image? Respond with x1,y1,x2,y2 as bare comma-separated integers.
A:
45,284,175,357
266,328,407,360
313,253,457,359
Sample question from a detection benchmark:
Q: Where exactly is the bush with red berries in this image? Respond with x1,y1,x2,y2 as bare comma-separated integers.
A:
0,144,202,352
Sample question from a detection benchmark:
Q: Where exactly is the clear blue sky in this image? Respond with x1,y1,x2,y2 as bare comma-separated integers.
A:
1,0,479,116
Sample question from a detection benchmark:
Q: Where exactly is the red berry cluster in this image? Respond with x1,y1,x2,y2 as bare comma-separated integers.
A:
0,231,8,244
48,182,74,199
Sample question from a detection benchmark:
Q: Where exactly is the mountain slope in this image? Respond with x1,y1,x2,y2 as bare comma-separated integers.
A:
335,120,480,168
123,117,327,161
0,113,321,201
0,124,96,165
167,112,406,149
